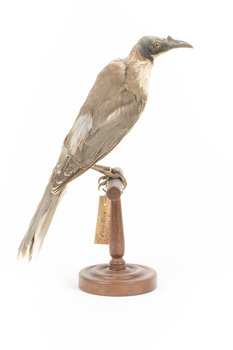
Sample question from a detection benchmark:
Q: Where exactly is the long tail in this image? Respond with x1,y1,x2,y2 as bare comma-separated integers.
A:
17,182,65,261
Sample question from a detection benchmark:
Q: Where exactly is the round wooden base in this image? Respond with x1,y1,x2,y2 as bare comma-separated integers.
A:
79,263,157,296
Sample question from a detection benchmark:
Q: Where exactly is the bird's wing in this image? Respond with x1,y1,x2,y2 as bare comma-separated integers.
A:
51,60,145,193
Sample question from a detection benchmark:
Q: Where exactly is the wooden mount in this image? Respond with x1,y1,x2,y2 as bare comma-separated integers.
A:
79,177,157,296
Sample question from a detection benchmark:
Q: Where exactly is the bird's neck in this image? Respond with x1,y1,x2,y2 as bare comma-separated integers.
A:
125,50,153,97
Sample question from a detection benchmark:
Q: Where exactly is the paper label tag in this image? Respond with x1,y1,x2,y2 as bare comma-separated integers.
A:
94,195,111,244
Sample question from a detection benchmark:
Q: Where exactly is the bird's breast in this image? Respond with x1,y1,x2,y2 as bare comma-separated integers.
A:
125,60,153,98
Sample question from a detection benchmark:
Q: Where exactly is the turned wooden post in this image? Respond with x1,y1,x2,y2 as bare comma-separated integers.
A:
107,179,125,271
79,173,157,296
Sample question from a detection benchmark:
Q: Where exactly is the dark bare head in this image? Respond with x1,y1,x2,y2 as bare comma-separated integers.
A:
135,35,193,61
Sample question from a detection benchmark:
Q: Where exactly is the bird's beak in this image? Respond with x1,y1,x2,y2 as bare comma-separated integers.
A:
167,36,193,49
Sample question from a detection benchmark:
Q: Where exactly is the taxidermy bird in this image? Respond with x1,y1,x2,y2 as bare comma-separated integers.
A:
18,35,192,260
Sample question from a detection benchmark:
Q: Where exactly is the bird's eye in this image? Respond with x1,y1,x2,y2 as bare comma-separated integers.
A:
149,42,159,53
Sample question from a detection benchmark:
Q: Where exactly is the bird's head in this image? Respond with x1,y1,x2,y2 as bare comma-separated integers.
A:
136,35,193,61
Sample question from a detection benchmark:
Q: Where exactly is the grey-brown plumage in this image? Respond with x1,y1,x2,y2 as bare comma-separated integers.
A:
18,35,192,260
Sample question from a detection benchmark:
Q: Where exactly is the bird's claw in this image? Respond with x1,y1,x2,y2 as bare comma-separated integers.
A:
98,176,109,191
97,168,127,191
111,169,127,189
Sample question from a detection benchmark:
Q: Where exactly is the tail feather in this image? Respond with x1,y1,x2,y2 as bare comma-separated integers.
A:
18,182,65,261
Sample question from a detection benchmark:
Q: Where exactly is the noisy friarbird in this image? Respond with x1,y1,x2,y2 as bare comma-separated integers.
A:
18,35,192,260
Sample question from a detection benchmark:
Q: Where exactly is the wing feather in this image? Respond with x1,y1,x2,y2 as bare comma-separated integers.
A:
51,60,145,193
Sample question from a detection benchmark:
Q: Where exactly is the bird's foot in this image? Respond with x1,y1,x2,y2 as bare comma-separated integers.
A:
91,164,127,191
97,175,110,191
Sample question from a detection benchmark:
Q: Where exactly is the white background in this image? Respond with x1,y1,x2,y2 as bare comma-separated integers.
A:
0,0,233,349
